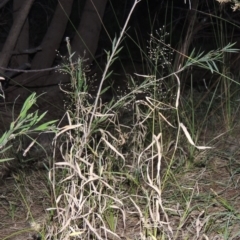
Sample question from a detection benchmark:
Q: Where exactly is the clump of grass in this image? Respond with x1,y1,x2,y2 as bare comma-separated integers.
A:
49,1,240,239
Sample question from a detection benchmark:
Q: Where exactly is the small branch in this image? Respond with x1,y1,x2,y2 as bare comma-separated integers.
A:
0,65,59,73
88,0,141,133
11,46,42,55
2,63,31,88
4,63,31,78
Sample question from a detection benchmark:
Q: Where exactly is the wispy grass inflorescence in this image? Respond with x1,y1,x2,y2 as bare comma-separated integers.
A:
148,26,173,68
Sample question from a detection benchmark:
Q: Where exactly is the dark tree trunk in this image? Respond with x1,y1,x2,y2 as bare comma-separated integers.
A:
71,0,108,63
5,0,108,120
0,0,34,73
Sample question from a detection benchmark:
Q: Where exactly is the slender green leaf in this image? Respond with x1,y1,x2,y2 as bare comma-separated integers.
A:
0,158,14,162
0,145,13,154
104,70,113,80
112,36,117,51
19,93,37,119
100,86,111,95
34,120,57,131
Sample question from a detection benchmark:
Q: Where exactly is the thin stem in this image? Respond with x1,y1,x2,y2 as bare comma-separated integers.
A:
88,0,141,134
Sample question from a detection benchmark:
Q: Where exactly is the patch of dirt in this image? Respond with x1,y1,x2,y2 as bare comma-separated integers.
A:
158,123,240,239
0,170,51,240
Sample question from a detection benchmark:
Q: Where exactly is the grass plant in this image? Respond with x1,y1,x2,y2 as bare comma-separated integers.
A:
47,1,240,239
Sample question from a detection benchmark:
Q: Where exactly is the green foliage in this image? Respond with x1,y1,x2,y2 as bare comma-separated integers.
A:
186,43,239,73
0,93,58,162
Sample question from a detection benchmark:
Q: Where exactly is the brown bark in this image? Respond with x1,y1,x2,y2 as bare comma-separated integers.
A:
11,0,29,67
36,0,109,116
8,0,74,89
6,0,108,118
0,0,34,72
71,0,108,63
31,0,74,70
8,0,107,88
174,0,199,71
